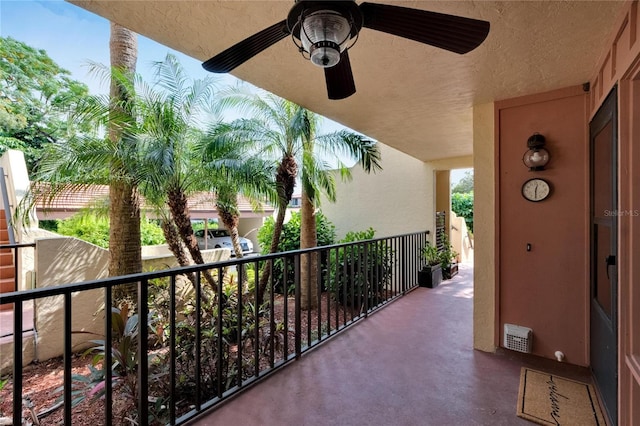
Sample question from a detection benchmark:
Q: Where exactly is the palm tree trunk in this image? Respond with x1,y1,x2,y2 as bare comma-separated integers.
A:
257,155,297,304
217,201,250,290
108,23,140,302
257,205,287,305
167,187,219,293
299,189,318,309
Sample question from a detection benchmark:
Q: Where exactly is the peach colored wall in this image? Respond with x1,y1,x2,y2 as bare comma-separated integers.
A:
588,2,640,424
496,86,590,366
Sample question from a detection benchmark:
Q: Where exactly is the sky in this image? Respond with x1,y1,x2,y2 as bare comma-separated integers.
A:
0,0,470,184
0,0,346,128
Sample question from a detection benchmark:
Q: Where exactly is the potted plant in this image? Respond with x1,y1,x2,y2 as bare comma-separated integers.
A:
440,235,459,280
418,242,442,288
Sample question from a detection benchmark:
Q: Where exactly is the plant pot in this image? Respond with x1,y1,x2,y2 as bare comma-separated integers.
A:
443,262,459,280
418,265,442,288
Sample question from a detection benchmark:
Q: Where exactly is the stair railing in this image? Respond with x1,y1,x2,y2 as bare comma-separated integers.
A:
0,167,16,244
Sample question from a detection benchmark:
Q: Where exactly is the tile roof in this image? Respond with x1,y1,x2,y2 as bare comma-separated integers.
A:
33,184,274,220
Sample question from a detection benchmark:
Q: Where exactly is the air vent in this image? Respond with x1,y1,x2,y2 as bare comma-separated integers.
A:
503,324,532,353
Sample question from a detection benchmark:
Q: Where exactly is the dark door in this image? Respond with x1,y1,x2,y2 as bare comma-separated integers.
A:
590,86,617,424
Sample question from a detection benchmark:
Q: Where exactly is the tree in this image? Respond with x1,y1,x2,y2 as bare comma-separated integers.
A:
214,88,381,307
108,23,142,291
298,118,381,308
451,192,474,232
0,37,92,172
134,54,222,293
212,90,311,304
20,25,142,300
452,169,474,194
198,134,276,259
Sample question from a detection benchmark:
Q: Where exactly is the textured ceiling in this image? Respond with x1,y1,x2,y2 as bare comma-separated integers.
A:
70,0,624,161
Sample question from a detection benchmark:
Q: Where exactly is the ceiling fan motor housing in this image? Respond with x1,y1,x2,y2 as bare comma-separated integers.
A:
302,11,351,67
288,1,363,68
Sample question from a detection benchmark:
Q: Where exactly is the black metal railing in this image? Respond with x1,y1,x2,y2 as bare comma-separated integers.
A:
0,231,428,425
0,242,35,299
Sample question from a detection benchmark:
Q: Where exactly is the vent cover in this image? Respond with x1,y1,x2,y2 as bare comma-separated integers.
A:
503,324,532,353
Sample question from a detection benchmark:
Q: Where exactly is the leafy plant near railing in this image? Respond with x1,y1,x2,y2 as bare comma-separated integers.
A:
421,241,440,267
168,273,284,406
61,305,169,424
327,228,396,308
439,234,458,270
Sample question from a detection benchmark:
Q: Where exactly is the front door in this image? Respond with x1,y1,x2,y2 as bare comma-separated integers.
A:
589,86,618,424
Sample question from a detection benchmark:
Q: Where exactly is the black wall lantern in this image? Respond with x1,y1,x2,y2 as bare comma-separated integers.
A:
523,133,550,171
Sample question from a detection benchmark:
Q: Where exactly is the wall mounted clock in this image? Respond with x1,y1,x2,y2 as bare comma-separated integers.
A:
521,178,551,202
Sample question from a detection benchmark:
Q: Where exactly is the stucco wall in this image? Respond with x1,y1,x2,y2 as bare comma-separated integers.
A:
237,217,263,254
473,102,496,353
32,238,230,362
450,212,472,264
496,86,590,366
435,170,450,235
35,237,110,361
320,142,434,240
0,149,36,236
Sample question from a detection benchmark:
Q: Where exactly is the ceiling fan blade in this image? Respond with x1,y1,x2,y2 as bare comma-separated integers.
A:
325,51,356,100
202,20,289,73
359,2,490,54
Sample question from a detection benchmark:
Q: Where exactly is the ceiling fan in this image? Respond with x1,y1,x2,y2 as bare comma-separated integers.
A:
202,1,490,100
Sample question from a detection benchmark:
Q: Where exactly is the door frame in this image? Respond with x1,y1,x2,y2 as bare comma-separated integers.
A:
589,85,618,424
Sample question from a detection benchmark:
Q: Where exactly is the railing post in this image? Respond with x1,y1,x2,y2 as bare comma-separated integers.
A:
294,254,301,358
105,287,113,425
402,235,408,295
169,275,177,424
63,293,72,425
363,242,369,317
137,279,149,425
12,300,22,426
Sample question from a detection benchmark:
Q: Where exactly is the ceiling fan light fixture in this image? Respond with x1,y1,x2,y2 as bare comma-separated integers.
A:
300,10,353,68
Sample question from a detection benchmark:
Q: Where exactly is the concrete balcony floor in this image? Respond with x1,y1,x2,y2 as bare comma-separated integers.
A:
192,263,594,426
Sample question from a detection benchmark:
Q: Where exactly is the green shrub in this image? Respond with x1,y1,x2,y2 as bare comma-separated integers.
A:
54,213,166,248
39,219,59,232
451,192,474,232
57,214,111,248
327,228,395,308
257,211,336,294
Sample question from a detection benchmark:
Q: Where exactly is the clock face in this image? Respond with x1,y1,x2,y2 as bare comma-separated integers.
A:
522,178,551,202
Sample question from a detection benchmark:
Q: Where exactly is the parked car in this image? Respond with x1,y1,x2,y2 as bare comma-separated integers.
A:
194,229,254,255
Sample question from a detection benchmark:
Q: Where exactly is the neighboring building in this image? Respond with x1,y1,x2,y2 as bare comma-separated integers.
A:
30,183,274,253
17,2,640,423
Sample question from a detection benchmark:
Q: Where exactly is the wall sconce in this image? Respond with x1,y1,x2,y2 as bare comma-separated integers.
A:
522,133,550,171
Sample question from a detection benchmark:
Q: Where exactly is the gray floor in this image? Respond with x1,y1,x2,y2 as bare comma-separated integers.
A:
190,264,593,426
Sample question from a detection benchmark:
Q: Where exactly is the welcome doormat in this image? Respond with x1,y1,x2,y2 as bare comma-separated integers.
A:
517,368,607,425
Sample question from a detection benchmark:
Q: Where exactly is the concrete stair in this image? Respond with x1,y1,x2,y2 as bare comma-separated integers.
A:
0,210,15,311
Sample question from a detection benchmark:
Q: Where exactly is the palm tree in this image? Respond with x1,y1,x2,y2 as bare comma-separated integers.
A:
135,54,222,292
108,23,141,296
211,91,309,303
199,123,277,259
298,121,382,308
214,89,381,307
23,23,142,303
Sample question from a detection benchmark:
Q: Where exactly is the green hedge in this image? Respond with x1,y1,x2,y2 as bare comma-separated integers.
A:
451,192,474,233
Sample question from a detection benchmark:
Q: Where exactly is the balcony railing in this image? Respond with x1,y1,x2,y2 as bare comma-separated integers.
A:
0,231,428,425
